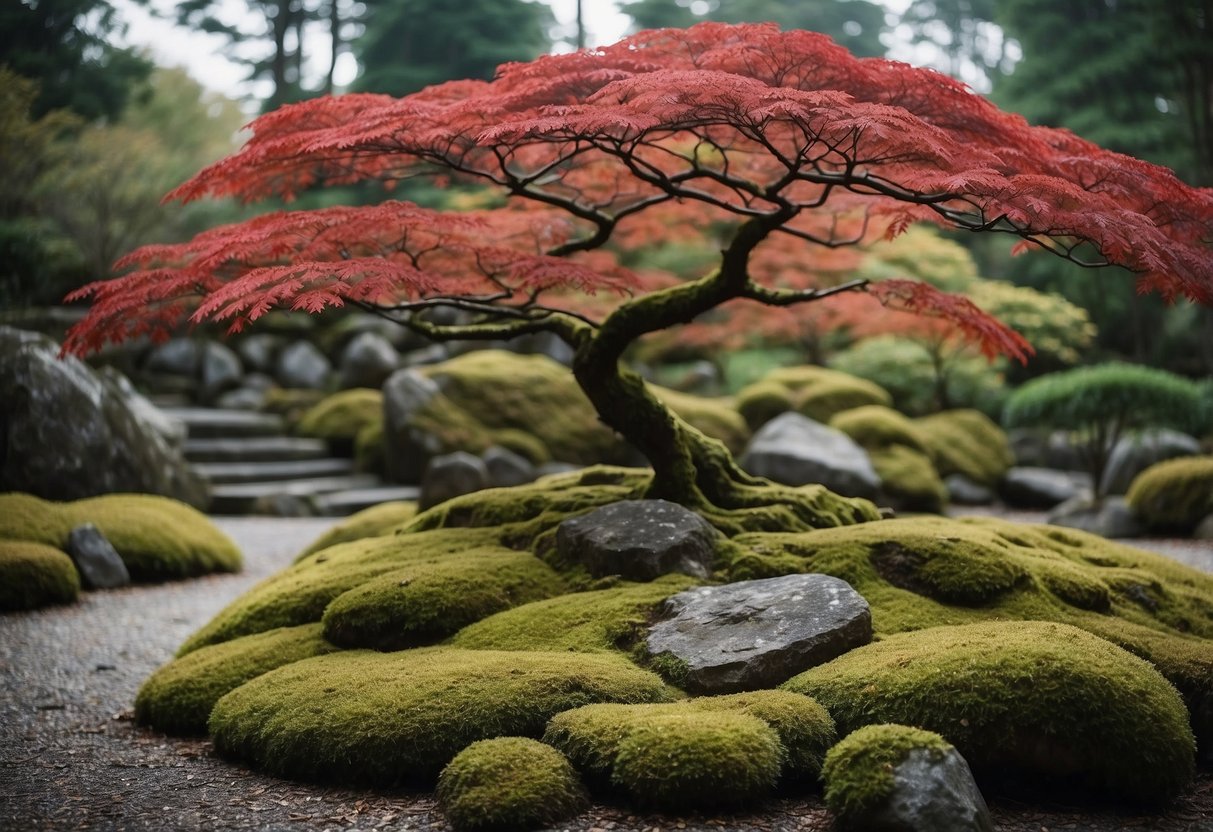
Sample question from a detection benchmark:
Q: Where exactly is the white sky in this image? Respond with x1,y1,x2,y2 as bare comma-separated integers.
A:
110,0,961,109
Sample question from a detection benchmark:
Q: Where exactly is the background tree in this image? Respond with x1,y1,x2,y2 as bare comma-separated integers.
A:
65,23,1213,529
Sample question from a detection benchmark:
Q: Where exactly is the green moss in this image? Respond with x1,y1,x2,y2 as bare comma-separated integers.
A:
735,380,795,431
868,445,948,513
208,647,675,786
321,550,567,650
612,712,781,809
437,737,588,832
915,409,1014,486
1126,456,1213,531
135,623,340,735
652,385,751,454
353,418,385,475
821,724,952,819
296,388,383,447
784,621,1195,804
830,406,929,454
0,540,79,611
451,574,699,655
259,387,326,428
0,492,241,581
298,500,419,560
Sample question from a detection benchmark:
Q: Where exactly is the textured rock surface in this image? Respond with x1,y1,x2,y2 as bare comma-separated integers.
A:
844,748,993,832
275,340,331,390
419,451,488,510
338,331,398,390
646,574,871,694
65,524,130,589
999,466,1087,509
556,499,718,581
382,368,443,482
1102,429,1202,496
1048,496,1146,539
739,413,881,500
0,327,208,507
483,445,536,488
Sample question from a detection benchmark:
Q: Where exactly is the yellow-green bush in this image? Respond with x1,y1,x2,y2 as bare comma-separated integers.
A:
1126,456,1213,532
0,540,79,611
296,388,383,450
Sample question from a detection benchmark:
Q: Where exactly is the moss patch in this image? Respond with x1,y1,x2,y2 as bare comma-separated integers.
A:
783,621,1195,805
915,409,1014,487
208,647,675,786
0,492,241,581
135,623,340,735
868,445,948,513
651,385,751,454
830,405,929,454
296,388,383,450
735,380,795,431
822,724,952,819
298,500,418,560
0,540,79,611
1127,456,1213,532
437,738,588,832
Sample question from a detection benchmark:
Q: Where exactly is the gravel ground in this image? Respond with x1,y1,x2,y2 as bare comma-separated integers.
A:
2,514,1212,831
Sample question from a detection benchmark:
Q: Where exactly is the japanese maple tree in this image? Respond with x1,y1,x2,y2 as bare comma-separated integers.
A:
65,23,1213,527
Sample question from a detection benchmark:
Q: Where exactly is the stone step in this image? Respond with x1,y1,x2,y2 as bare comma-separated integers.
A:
311,486,422,517
209,474,381,515
194,458,355,484
161,407,286,439
184,436,330,463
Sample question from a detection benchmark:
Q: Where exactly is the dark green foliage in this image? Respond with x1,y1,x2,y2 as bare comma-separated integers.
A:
0,540,79,611
437,738,588,832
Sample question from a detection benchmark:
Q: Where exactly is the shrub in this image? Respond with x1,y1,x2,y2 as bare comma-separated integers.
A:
0,540,79,611
296,388,383,452
1126,456,1213,532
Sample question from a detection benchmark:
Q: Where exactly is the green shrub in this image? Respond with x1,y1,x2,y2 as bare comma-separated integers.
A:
1126,456,1213,532
822,724,953,820
783,621,1195,805
296,388,383,450
208,648,675,785
437,738,588,832
0,540,79,611
915,409,1014,486
0,492,241,581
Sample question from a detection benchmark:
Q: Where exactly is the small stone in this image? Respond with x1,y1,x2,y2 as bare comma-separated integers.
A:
338,331,399,390
1047,496,1146,539
483,445,537,488
944,474,995,506
420,452,488,509
65,524,130,589
848,747,993,832
556,499,718,582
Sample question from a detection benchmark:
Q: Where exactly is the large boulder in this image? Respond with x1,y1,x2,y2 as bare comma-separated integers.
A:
645,573,872,694
1101,429,1202,496
739,412,881,500
556,499,719,582
338,331,399,390
0,328,209,508
275,340,331,389
998,466,1087,509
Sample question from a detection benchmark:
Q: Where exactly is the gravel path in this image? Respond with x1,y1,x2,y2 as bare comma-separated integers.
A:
2,515,1212,831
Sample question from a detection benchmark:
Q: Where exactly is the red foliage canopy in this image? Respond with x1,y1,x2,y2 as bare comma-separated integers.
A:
64,22,1213,360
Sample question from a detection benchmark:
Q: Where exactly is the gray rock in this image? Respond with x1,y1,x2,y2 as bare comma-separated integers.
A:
382,368,444,483
144,338,204,377
1193,514,1213,541
200,341,244,403
1047,495,1146,539
505,331,575,366
646,573,871,694
65,524,130,589
419,451,488,509
557,499,719,582
1101,429,1202,496
999,466,1088,509
1008,429,1084,471
214,386,268,411
0,327,209,507
338,331,399,390
400,343,450,368
739,412,881,500
236,334,283,374
97,368,187,448
944,474,994,506
275,340,331,389
483,445,536,488
842,747,993,832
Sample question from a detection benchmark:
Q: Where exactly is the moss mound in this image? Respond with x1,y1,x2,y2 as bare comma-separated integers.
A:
651,384,751,454
1127,456,1213,532
0,540,80,611
437,738,588,832
0,492,241,581
320,550,567,650
296,388,383,450
729,515,1213,746
299,500,418,559
135,623,340,735
822,724,953,820
830,405,929,454
830,407,946,512
915,409,1014,487
735,380,795,431
208,647,674,786
783,621,1195,804
738,366,892,427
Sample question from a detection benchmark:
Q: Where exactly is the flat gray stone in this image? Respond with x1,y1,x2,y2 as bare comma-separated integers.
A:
65,524,130,589
646,573,872,694
999,466,1087,509
739,412,881,500
944,474,995,506
556,499,718,582
1048,495,1146,539
842,747,993,832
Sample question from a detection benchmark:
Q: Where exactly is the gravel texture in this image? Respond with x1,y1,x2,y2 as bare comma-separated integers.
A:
2,514,1211,831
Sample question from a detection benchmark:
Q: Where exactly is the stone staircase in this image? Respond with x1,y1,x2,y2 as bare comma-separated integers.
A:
163,407,419,516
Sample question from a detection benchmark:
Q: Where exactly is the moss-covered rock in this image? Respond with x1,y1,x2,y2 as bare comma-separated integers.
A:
915,409,1014,487
829,406,946,512
784,621,1195,804
735,380,795,432
830,405,929,454
821,724,954,820
298,500,418,560
135,623,340,735
437,738,588,832
296,388,383,452
733,365,894,433
1126,456,1213,532
0,540,80,611
353,418,386,475
208,647,675,785
0,492,241,581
